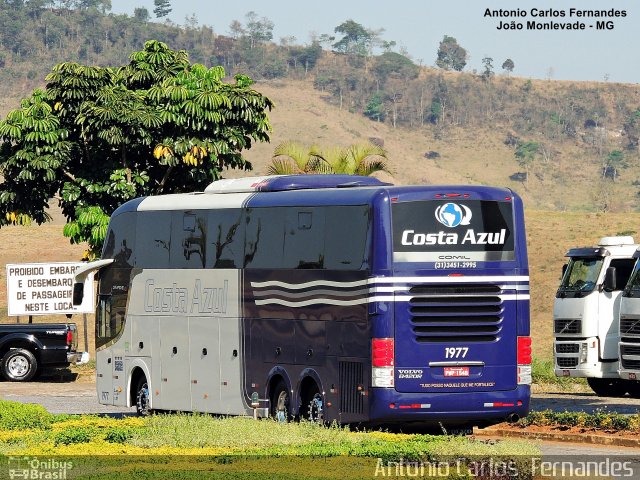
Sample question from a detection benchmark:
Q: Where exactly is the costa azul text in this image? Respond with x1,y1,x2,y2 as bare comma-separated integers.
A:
144,279,229,314
401,229,506,246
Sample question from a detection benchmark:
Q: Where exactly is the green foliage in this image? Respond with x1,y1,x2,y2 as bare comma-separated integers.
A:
332,19,375,57
54,426,95,446
0,40,273,256
502,58,515,73
104,426,133,443
481,56,494,81
268,142,390,176
153,0,171,18
520,409,639,432
0,400,53,431
364,93,385,122
435,35,467,71
372,52,419,83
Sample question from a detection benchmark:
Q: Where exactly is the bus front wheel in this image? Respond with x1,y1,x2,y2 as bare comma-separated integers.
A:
135,376,151,416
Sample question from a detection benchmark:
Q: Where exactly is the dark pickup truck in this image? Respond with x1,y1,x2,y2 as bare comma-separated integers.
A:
0,323,85,381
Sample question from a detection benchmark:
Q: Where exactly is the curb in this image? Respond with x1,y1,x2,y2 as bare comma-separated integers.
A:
474,427,640,448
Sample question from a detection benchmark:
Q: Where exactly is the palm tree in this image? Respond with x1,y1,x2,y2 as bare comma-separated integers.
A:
268,141,390,176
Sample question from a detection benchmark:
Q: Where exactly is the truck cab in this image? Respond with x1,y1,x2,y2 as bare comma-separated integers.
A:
554,236,637,396
617,247,640,396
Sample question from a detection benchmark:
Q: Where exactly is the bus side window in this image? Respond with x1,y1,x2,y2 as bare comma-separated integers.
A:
171,211,207,268
324,206,370,270
96,295,113,349
135,212,171,268
283,208,325,269
208,209,245,269
244,208,285,268
103,212,136,267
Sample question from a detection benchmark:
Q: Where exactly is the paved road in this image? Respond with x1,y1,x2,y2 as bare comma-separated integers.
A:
2,380,638,415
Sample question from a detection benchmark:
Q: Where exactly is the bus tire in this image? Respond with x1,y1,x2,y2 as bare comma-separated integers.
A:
270,380,290,422
135,376,151,416
587,377,626,397
303,386,324,423
1,348,38,382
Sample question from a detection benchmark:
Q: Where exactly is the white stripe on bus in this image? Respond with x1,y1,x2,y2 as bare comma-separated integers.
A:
254,294,530,307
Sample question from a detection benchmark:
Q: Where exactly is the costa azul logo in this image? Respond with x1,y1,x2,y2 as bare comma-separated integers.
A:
435,202,472,228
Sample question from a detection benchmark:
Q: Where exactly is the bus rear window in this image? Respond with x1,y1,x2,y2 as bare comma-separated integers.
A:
392,200,514,263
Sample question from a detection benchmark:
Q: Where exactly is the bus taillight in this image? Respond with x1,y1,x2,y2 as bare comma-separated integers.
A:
372,338,394,388
517,336,532,385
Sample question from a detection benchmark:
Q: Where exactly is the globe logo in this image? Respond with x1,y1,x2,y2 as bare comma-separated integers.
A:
435,203,472,228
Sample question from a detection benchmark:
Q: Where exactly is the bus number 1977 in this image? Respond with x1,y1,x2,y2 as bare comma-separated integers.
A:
445,347,468,359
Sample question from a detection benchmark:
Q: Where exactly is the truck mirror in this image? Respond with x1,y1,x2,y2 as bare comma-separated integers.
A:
72,283,84,306
604,267,617,292
561,264,568,277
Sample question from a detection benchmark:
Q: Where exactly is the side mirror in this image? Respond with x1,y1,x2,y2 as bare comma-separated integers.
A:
561,264,568,277
72,283,84,306
604,267,617,292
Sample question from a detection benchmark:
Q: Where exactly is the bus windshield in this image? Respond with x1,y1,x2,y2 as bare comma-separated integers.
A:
391,199,514,264
558,257,603,297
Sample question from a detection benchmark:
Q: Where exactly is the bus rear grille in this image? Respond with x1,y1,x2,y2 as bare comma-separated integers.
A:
554,319,582,334
620,318,640,336
555,343,579,354
409,285,503,343
339,361,364,415
556,357,578,368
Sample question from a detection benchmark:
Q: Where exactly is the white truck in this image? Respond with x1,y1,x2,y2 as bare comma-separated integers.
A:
618,247,640,394
554,236,639,396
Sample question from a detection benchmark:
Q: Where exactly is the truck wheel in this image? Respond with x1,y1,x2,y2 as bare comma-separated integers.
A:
1,348,38,382
135,376,151,416
626,380,640,399
270,380,290,423
587,378,626,397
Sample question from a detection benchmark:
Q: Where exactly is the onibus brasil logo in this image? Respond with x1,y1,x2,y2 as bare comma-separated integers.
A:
435,203,472,228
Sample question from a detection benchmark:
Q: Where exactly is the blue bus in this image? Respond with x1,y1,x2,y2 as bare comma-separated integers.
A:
75,175,530,429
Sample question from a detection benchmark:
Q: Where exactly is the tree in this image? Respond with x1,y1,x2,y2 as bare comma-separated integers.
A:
0,40,273,256
514,141,539,183
133,7,149,22
602,150,627,181
153,0,171,19
435,35,467,71
502,58,515,75
481,56,494,81
268,142,389,176
244,11,274,49
332,19,376,57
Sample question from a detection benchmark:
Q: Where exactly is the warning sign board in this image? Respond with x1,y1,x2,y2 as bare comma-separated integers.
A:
6,262,95,316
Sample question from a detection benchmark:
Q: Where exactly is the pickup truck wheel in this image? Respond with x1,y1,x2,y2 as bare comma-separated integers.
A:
1,348,37,382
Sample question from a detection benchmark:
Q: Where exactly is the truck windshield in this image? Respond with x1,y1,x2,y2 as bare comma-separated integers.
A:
558,257,603,297
624,261,640,297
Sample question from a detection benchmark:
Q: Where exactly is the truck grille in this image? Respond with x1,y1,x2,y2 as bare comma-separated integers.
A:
555,343,579,354
339,361,364,415
556,357,578,368
408,284,503,343
554,319,582,334
620,318,640,336
620,344,640,370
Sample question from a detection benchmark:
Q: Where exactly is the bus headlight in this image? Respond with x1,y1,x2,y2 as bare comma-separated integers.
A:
580,342,588,364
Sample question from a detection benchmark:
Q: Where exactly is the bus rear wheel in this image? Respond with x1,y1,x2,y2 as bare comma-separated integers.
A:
270,380,290,422
135,376,151,416
587,378,627,397
302,386,324,423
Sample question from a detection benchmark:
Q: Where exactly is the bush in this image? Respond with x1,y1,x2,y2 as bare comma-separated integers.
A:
54,426,94,446
0,400,53,430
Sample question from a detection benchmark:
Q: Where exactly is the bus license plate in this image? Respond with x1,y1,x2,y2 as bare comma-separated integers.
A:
562,370,570,377
444,367,469,377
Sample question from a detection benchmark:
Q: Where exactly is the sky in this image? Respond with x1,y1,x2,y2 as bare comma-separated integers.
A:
110,0,637,84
